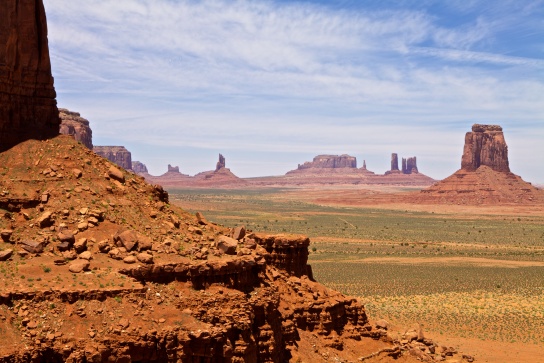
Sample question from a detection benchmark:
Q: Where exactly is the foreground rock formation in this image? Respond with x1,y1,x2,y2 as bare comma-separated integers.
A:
0,0,60,151
94,146,133,170
0,136,368,362
0,136,471,363
416,124,544,204
59,108,93,149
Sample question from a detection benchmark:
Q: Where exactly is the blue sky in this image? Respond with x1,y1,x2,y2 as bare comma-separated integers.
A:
43,0,544,182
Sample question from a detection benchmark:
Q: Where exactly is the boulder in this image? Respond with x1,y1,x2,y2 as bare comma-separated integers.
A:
107,165,125,183
21,241,44,254
217,236,238,255
0,229,13,242
115,230,139,251
0,249,13,261
37,211,53,228
232,226,246,240
57,230,75,244
68,259,90,273
137,252,154,264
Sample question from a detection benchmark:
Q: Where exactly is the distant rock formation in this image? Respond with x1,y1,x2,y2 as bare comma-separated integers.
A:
362,160,367,170
59,108,93,149
167,165,180,173
0,0,60,152
216,153,226,171
132,161,148,173
142,155,244,188
94,146,132,170
297,154,357,170
418,124,543,204
402,157,418,174
390,153,399,172
461,124,509,172
386,154,419,175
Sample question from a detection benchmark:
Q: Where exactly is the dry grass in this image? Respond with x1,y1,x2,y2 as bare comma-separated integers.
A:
169,188,544,346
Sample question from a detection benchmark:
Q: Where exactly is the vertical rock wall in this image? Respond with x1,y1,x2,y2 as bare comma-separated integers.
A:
0,0,60,151
461,124,510,172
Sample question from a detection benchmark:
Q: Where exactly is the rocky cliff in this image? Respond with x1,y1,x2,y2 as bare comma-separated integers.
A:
0,136,389,363
132,161,148,173
59,108,93,149
0,0,60,151
93,146,133,170
297,154,357,170
461,124,510,172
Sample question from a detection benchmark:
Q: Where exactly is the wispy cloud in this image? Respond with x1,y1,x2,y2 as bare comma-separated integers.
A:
43,0,544,181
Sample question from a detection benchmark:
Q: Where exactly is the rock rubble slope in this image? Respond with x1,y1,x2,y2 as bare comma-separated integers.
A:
0,135,439,362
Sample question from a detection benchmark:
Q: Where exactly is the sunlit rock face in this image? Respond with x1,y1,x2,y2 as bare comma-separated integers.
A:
461,124,510,173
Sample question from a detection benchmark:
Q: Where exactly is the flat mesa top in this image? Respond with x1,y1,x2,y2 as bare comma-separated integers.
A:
472,124,503,132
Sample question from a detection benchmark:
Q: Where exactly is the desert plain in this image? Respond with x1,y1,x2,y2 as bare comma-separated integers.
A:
170,184,544,362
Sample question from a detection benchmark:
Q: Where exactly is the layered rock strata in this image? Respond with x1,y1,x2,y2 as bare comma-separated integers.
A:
59,108,93,149
93,146,132,170
0,0,60,151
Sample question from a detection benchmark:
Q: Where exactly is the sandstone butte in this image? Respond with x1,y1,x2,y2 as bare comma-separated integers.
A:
59,108,93,149
415,124,544,205
0,1,477,362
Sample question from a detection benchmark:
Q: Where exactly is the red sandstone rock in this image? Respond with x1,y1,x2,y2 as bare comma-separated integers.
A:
94,146,133,170
416,124,544,205
59,108,93,149
461,124,509,172
0,0,60,151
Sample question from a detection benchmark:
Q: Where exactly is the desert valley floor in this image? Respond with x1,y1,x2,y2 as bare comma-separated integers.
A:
170,185,544,363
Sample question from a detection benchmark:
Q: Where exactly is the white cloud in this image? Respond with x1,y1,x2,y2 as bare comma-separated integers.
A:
43,0,544,182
